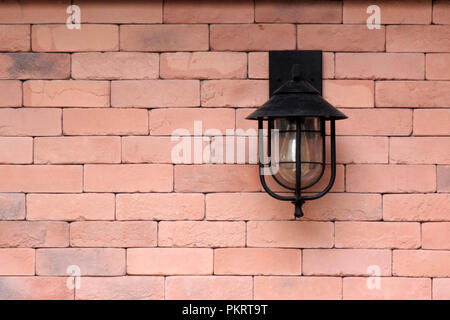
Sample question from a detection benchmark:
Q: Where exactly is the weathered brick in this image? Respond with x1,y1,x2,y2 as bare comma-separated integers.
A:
256,0,342,23
0,193,25,220
70,221,157,248
298,25,385,52
34,136,121,164
247,221,334,248
236,108,258,133
334,136,388,164
161,52,247,79
210,24,296,51
36,248,125,276
346,165,436,193
303,249,391,276
426,54,450,80
0,53,70,79
127,248,213,275
343,277,431,300
336,53,424,80
0,81,22,107
0,221,68,248
383,194,450,221
63,108,148,135
0,0,68,23
335,222,421,249
0,137,32,164
84,164,173,192
158,221,245,248
72,52,159,80
0,165,82,193
0,25,30,51
438,166,450,192
414,109,450,136
0,108,61,136
422,223,450,249
166,276,252,300
434,0,450,23
112,80,199,108
387,25,450,52
433,278,450,300
248,52,268,79
27,193,115,221
32,25,119,52
390,137,450,164
75,276,164,300
0,277,73,300
323,80,374,108
0,249,34,275
201,80,268,107
120,25,208,51
393,250,450,277
254,276,342,300
116,193,204,221
214,248,301,275
122,136,180,164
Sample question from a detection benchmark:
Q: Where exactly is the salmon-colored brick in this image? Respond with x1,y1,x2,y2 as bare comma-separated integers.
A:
384,194,450,221
434,0,450,23
0,53,70,79
336,109,412,136
32,24,119,52
433,279,450,300
303,193,382,221
164,0,253,23
0,25,30,51
112,80,199,108
346,165,436,193
0,249,34,275
34,136,121,164
0,193,25,220
376,81,450,108
422,223,450,249
84,164,173,192
74,0,162,23
36,248,125,276
0,277,73,300
334,136,388,164
247,221,334,248
298,25,385,52
336,53,424,80
0,0,68,23
27,193,115,221
390,137,450,164
426,54,450,80
254,276,342,300
122,136,183,164
387,25,450,52
0,81,21,107
0,221,68,248
206,193,292,221
150,108,234,136
161,52,247,79
158,221,245,248
343,0,432,24
248,52,268,79
256,0,342,23
0,137,32,164
72,52,159,80
0,165,82,193
175,164,260,192
335,222,421,249
75,276,164,300
70,221,157,248
214,248,301,275
24,80,110,108
414,109,450,136
210,24,296,51
166,276,253,300
323,80,374,108
116,193,204,221
343,277,431,300
120,25,208,52
438,166,450,191
63,108,148,135
201,80,268,107
393,250,450,277
236,108,258,133
127,248,213,275
303,249,391,276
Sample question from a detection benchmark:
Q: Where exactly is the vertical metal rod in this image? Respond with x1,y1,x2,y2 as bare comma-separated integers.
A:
294,118,303,217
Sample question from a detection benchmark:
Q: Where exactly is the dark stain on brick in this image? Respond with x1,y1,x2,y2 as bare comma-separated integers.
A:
2,53,70,79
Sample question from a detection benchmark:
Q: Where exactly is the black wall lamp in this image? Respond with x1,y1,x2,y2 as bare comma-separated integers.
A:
247,51,347,218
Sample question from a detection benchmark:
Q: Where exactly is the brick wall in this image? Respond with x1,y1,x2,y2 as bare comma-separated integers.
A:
0,0,449,300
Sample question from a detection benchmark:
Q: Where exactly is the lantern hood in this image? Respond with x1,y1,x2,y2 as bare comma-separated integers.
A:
246,78,348,120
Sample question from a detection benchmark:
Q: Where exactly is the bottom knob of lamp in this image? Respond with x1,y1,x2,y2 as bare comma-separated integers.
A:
293,200,305,218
